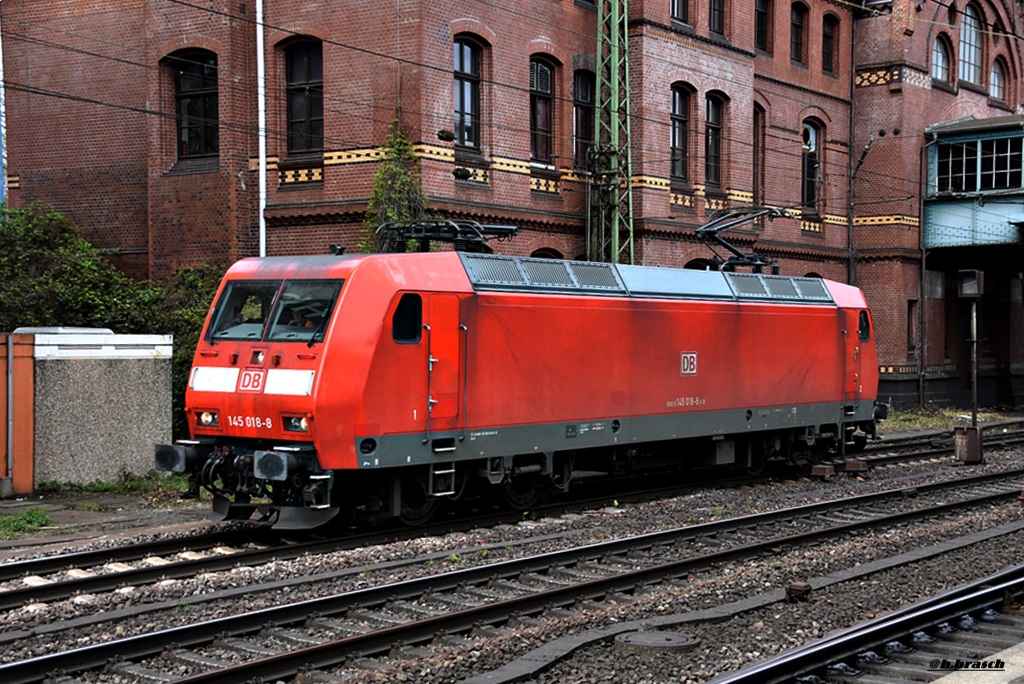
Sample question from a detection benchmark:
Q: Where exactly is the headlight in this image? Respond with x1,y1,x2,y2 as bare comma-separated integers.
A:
284,415,309,432
198,411,219,427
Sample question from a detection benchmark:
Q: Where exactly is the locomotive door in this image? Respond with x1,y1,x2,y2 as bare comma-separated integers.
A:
843,309,867,401
425,295,463,428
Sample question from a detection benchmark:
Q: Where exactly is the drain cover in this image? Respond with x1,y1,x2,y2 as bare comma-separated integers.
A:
614,631,701,652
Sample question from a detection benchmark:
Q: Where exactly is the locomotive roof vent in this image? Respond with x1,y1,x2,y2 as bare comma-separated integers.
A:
725,272,833,302
460,253,627,295
459,253,834,305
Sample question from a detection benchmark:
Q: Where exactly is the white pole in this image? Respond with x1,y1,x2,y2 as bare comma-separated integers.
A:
256,0,267,256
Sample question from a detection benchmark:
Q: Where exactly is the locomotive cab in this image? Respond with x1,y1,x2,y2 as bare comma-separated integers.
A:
155,260,349,529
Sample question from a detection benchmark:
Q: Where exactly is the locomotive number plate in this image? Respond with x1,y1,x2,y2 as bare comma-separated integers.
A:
680,351,698,375
227,415,274,429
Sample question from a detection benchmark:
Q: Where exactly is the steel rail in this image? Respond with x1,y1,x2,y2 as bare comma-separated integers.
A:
0,527,274,582
3,469,1023,684
708,564,1024,684
3,465,1021,611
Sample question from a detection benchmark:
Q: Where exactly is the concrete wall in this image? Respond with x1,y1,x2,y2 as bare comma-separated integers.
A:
30,333,172,486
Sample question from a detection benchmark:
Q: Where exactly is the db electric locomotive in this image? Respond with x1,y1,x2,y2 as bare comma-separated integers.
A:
156,219,884,529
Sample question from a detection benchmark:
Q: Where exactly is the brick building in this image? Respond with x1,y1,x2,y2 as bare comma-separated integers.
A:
1,0,1022,407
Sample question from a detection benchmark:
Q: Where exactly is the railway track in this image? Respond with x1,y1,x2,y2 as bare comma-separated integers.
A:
710,563,1024,684
837,422,1024,470
3,426,1020,616
3,468,1023,684
0,427,1016,613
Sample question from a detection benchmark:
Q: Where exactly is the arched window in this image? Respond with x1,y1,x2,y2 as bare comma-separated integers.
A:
167,50,219,159
822,15,839,74
531,247,564,259
285,40,324,154
685,259,716,270
705,94,725,187
958,5,983,85
932,37,952,83
671,84,691,183
790,3,808,64
753,104,766,209
990,59,1007,100
530,57,555,164
454,37,482,149
573,70,595,168
801,120,822,212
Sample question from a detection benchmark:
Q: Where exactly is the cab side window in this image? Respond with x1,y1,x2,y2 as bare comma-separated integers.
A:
858,310,871,342
393,293,422,343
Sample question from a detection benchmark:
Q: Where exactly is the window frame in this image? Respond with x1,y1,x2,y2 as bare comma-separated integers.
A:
573,70,595,169
822,15,839,74
709,0,725,36
958,4,983,85
168,49,219,160
670,0,689,24
801,120,821,213
284,39,324,155
790,3,808,65
753,104,766,209
979,136,1022,190
530,57,556,166
454,37,482,150
936,140,979,192
990,58,1007,101
932,36,952,83
754,0,772,53
705,95,724,188
671,85,691,184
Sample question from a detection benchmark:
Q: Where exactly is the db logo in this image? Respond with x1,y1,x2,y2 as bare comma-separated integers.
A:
238,369,266,393
680,352,698,376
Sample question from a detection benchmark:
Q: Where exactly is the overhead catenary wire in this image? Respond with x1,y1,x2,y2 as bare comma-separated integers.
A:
0,0,1019,211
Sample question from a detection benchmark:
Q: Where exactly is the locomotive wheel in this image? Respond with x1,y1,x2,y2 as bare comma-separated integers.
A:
502,474,544,511
399,475,439,526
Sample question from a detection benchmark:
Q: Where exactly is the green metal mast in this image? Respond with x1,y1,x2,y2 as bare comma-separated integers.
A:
588,0,634,264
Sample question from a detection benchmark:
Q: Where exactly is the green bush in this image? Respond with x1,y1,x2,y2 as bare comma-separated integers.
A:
147,264,225,438
0,203,225,439
0,203,160,332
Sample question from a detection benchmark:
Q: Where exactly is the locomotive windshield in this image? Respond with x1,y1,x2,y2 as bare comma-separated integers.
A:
207,279,344,344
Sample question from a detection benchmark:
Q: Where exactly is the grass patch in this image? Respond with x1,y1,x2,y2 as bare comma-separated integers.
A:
0,509,52,538
882,406,1011,433
36,468,196,505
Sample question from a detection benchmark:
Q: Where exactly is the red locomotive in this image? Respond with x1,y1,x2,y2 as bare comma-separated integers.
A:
156,220,884,528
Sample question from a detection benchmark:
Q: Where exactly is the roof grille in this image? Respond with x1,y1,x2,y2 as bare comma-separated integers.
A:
461,254,526,286
571,262,621,288
522,259,574,286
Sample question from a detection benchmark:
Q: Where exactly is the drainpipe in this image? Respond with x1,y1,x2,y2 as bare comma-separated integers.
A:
5,336,12,487
846,16,856,285
256,0,267,256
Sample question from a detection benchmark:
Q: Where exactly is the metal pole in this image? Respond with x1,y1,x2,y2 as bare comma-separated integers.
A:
256,0,267,257
6,336,12,483
971,299,978,427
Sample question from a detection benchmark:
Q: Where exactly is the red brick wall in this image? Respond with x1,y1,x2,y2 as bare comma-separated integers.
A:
3,2,150,276
4,1,1023,402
